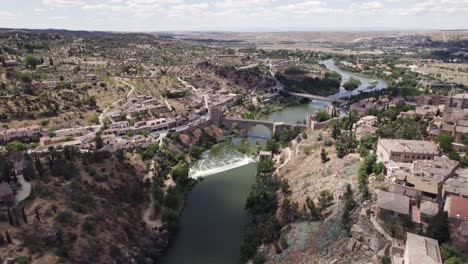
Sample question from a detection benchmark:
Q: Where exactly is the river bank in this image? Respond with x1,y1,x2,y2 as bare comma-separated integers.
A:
321,59,388,99
160,60,378,263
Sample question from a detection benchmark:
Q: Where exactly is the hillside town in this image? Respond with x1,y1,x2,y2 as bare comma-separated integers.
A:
1,27,468,264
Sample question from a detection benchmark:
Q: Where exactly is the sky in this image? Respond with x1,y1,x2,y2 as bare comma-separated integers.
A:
1,0,468,32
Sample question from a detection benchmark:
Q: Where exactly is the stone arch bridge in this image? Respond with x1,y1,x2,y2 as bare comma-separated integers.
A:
221,118,306,137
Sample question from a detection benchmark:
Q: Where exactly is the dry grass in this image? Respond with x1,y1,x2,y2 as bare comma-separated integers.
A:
419,63,468,86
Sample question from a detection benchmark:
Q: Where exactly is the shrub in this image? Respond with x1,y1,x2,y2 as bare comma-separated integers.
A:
318,190,334,210
436,134,453,153
316,110,331,122
82,217,97,233
56,211,74,225
376,173,385,181
304,146,312,155
14,256,30,264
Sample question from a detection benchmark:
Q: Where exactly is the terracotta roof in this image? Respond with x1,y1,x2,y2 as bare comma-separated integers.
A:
448,195,468,221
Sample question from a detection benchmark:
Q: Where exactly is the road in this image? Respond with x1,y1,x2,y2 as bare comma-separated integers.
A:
177,77,198,91
98,78,135,129
287,92,346,103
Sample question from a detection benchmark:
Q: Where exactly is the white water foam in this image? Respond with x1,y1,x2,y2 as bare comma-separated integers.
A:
189,152,255,179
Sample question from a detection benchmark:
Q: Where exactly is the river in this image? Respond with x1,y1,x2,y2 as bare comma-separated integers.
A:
321,59,388,99
162,100,327,264
162,60,382,264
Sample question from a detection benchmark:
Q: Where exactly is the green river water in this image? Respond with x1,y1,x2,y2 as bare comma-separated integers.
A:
161,60,386,263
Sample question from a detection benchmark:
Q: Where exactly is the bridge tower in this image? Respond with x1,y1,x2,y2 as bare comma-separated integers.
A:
209,106,222,127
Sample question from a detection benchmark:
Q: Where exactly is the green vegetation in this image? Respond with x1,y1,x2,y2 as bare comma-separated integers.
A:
335,132,358,158
320,148,329,163
240,162,281,263
343,77,362,91
6,141,28,152
24,55,39,69
426,211,450,243
276,72,341,96
317,190,334,211
435,134,453,153
341,183,355,230
316,109,331,122
441,243,468,264
377,117,428,140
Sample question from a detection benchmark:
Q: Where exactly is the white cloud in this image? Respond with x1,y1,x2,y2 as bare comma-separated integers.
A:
0,11,16,19
48,16,68,20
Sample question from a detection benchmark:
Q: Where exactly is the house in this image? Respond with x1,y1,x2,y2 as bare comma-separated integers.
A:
55,126,92,138
432,92,468,144
258,151,273,162
376,139,439,163
415,95,447,106
3,60,19,67
355,126,378,140
0,125,41,143
32,81,61,89
443,169,468,249
402,233,442,264
393,156,458,202
399,105,440,118
85,74,99,83
110,121,129,129
376,189,410,217
0,182,14,204
39,136,73,146
127,104,169,117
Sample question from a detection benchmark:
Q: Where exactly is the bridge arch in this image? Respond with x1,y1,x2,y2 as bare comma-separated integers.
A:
247,124,273,140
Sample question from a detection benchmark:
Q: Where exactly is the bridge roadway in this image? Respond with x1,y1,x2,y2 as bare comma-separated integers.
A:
287,92,346,103
222,117,306,136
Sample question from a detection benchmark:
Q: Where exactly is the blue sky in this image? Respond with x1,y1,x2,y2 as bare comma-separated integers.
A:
1,0,468,31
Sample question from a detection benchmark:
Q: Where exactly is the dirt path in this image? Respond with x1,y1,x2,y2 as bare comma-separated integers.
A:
15,174,32,203
142,160,162,229
277,139,298,172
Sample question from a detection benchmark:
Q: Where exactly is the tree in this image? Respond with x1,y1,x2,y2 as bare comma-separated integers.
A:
440,243,468,264
24,55,39,69
426,211,450,243
94,132,104,150
325,71,342,82
330,120,341,139
257,157,274,174
88,113,99,125
320,148,329,163
316,110,331,122
0,155,13,183
318,190,334,211
373,162,385,174
306,196,319,220
172,160,189,186
47,128,57,138
341,183,355,229
6,141,28,152
23,160,36,181
264,139,279,153
343,77,362,91
435,134,453,153
335,132,358,158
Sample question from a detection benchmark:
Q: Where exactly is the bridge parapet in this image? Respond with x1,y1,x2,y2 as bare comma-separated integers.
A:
221,117,306,136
